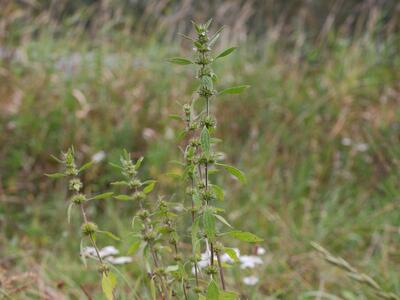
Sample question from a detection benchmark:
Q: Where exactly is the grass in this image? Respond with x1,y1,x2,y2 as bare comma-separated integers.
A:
1,25,399,299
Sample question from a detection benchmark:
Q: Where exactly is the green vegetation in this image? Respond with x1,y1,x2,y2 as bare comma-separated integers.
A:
1,3,399,299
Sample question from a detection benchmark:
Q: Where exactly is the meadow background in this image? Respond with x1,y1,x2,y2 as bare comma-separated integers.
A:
1,0,399,299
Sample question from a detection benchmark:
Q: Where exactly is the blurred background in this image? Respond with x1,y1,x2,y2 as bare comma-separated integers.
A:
0,0,399,299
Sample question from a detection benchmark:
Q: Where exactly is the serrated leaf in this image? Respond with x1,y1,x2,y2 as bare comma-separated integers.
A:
206,280,219,300
201,126,211,157
67,202,74,224
218,85,250,95
90,192,114,200
216,163,246,184
45,173,66,179
215,47,237,59
114,195,134,201
211,184,224,201
227,231,263,243
102,271,117,300
203,207,216,241
79,160,95,172
143,181,156,194
224,247,239,263
128,241,141,255
98,230,120,241
168,57,193,65
214,214,232,228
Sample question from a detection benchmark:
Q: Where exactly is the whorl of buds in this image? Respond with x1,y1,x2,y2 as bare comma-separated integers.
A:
71,193,86,204
81,222,98,236
69,178,82,192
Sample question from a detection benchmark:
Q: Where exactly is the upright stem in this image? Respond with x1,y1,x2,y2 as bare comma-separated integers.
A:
216,252,226,290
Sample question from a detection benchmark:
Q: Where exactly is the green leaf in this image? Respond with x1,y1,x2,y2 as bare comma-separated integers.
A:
128,241,141,255
219,290,239,300
110,181,129,186
79,160,95,172
165,265,179,273
98,230,121,241
90,192,114,200
102,271,117,300
143,181,156,194
215,47,237,59
50,154,64,163
211,184,224,201
169,114,182,121
203,207,216,241
208,33,220,48
45,173,65,179
214,214,232,228
168,57,193,65
224,247,240,263
200,126,211,157
114,195,134,201
109,162,122,170
192,217,200,255
134,157,144,170
216,163,246,184
206,280,219,300
67,202,74,224
227,231,263,243
218,85,250,95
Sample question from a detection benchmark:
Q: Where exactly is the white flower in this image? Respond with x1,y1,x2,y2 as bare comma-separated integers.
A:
355,143,368,152
256,247,266,255
99,246,119,257
243,275,259,286
82,246,96,257
341,137,352,146
92,151,106,162
106,256,133,265
239,255,263,269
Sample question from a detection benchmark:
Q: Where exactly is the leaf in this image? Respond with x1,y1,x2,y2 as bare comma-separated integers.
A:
219,290,239,300
208,33,220,48
165,265,179,273
206,280,219,300
203,207,216,241
109,162,122,170
224,247,240,263
200,126,211,157
67,202,74,224
102,271,117,300
90,192,114,200
218,85,250,95
214,214,232,228
79,160,95,172
110,181,129,186
45,173,66,179
215,47,237,59
143,181,156,194
227,231,263,243
211,184,224,201
134,157,144,170
168,57,193,65
128,241,141,255
50,154,63,163
191,217,200,255
114,195,134,201
98,230,121,241
216,163,246,184
168,114,182,121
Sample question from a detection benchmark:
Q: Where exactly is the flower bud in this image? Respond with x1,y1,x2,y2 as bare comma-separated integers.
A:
71,193,86,204
69,178,82,192
81,222,98,236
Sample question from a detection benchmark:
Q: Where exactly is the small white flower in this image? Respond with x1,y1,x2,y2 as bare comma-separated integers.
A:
92,151,106,162
239,255,263,269
256,247,266,255
82,246,96,257
243,275,259,286
99,246,119,257
341,137,352,146
142,128,156,140
355,143,368,152
106,256,133,265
